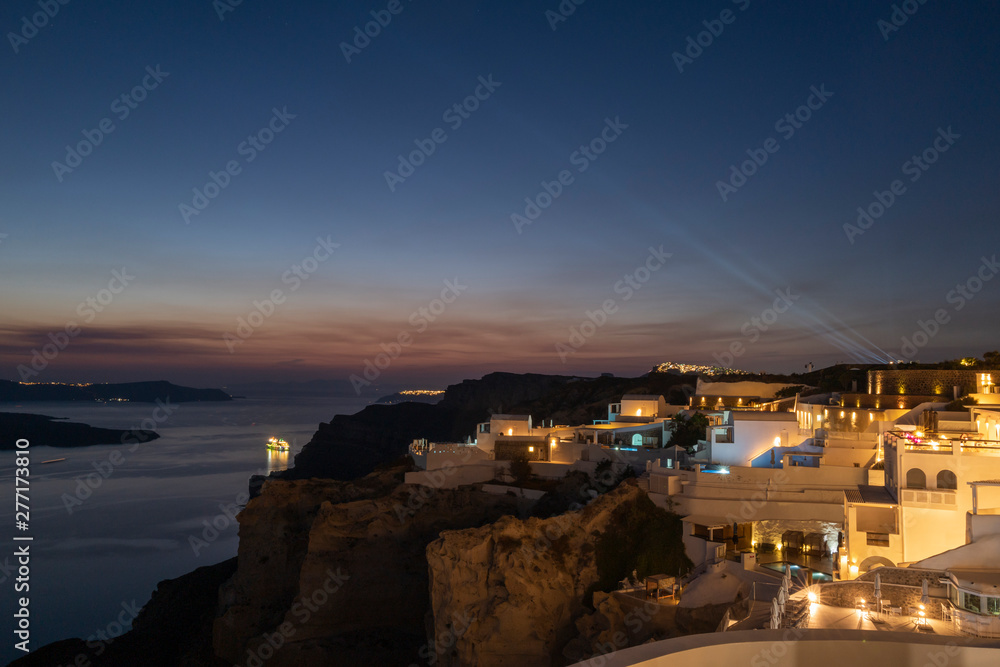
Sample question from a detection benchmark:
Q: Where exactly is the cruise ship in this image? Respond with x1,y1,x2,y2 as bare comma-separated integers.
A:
266,436,289,452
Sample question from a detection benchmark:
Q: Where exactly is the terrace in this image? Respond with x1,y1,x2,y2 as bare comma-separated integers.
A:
885,430,1000,456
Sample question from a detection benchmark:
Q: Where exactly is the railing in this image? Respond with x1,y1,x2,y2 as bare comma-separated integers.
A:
953,608,1000,638
900,487,958,509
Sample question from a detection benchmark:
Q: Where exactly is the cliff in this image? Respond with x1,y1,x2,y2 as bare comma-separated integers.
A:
424,482,690,665
286,371,696,481
285,372,581,480
8,558,236,667
213,468,526,666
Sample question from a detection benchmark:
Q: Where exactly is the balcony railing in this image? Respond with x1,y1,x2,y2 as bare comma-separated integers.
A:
953,608,1000,638
900,487,957,509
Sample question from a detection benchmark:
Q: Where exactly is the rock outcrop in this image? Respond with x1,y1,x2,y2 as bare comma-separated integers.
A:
214,469,524,666
9,558,236,667
424,483,649,666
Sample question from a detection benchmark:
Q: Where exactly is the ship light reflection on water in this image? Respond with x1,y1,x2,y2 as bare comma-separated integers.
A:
267,447,289,474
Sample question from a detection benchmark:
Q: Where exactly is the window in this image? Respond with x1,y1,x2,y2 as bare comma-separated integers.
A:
866,532,890,547
989,597,1000,616
906,468,926,489
936,469,957,490
963,592,982,613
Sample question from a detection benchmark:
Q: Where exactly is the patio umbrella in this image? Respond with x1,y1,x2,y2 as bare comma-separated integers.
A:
873,572,882,616
771,597,781,629
921,578,930,605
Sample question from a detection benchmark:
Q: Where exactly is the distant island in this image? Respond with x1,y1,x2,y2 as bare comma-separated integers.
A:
0,380,231,403
375,389,446,405
0,412,159,450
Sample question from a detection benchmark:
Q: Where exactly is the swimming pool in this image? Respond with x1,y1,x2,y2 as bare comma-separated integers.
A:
761,561,833,583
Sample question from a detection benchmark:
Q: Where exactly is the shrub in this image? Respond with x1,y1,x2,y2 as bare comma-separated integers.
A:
589,493,691,602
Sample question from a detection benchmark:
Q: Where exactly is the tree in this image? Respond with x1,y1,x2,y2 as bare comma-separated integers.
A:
774,385,805,399
666,412,709,453
508,454,533,485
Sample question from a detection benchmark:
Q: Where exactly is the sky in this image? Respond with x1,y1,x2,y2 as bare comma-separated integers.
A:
2,0,999,388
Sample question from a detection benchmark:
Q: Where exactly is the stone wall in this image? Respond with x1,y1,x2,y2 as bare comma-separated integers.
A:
856,566,943,587
867,370,979,397
819,581,944,619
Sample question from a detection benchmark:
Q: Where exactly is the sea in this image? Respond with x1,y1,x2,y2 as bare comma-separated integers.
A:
0,394,372,666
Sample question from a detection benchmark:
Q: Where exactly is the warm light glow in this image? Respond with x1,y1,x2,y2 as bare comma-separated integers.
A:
776,543,782,551
528,446,534,452
636,408,642,416
808,591,818,603
773,436,781,447
507,428,513,436
850,565,859,576
550,439,556,447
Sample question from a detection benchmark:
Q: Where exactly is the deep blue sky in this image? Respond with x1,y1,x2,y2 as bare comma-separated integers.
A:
2,0,999,386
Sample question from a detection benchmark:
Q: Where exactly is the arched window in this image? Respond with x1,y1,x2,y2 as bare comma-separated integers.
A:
936,469,957,490
906,468,926,489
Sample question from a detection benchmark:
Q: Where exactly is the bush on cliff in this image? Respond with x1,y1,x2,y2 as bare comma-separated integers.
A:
589,492,691,602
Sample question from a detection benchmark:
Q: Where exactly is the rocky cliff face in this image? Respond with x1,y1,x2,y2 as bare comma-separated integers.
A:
286,373,581,481
214,468,524,666
424,483,648,666
287,371,694,482
9,558,236,667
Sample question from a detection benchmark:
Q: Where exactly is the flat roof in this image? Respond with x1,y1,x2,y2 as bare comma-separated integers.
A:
845,485,896,505
622,394,663,400
732,412,797,421
491,414,530,421
949,568,1000,590
584,422,663,431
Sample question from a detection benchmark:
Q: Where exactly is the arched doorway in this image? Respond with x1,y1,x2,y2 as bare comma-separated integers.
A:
859,555,895,573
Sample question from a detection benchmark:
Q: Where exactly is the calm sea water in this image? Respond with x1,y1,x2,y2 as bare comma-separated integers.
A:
0,395,371,665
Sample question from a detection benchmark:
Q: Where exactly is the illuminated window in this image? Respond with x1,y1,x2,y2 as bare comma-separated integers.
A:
528,446,534,452
636,408,642,416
